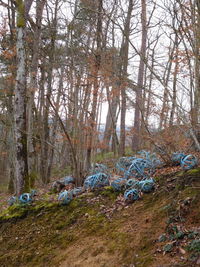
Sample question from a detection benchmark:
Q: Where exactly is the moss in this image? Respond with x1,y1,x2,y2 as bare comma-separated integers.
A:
16,0,25,27
180,187,199,198
99,186,120,201
29,171,38,188
187,167,200,175
1,167,200,267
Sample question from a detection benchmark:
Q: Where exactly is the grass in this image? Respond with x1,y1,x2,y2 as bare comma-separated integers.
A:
1,167,200,267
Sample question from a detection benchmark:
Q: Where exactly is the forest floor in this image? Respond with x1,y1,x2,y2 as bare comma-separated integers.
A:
0,166,200,267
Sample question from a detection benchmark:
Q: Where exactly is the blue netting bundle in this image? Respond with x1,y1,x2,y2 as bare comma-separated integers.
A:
138,150,162,168
58,190,73,205
125,158,154,179
171,152,186,165
72,187,83,196
60,176,75,185
8,196,17,206
84,173,109,190
180,154,198,170
8,190,36,206
111,178,126,191
126,178,140,189
116,157,136,173
89,163,109,175
124,188,140,202
138,178,155,193
171,152,198,170
19,193,32,204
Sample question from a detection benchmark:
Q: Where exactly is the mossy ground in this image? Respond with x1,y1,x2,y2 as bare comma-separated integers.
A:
0,169,200,267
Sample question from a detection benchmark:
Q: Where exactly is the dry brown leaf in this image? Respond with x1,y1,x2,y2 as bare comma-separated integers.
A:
179,247,186,255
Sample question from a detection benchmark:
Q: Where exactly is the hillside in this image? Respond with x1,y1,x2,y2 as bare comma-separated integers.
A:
0,168,200,267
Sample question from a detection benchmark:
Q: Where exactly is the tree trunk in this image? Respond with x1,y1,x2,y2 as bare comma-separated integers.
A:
119,0,134,156
86,0,103,170
193,0,200,126
27,0,46,183
14,0,29,195
132,0,147,151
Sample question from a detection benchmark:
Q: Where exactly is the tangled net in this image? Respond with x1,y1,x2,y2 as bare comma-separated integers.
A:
172,152,198,170
84,173,109,190
8,190,36,206
89,163,109,175
180,154,198,170
58,190,73,205
125,158,154,179
139,178,155,193
124,188,140,202
116,157,136,173
111,178,127,191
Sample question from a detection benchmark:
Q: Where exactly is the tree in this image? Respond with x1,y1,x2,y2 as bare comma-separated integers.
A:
14,0,33,195
119,0,134,156
132,0,147,151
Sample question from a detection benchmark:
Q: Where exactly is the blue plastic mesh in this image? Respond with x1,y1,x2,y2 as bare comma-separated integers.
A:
138,150,162,168
111,178,126,191
125,158,154,179
180,154,198,170
19,193,32,204
58,190,73,205
116,157,136,173
72,187,83,196
171,152,186,165
8,196,17,206
171,152,198,170
138,178,155,193
126,179,140,189
8,190,37,206
124,188,140,202
89,163,109,175
84,173,109,190
60,176,75,185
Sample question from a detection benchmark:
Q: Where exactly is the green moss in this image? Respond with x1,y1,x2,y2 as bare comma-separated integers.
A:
99,186,120,201
29,171,38,188
187,167,200,175
180,187,199,198
16,0,25,27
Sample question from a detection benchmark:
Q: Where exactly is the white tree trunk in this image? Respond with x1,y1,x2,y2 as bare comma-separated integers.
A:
14,26,29,195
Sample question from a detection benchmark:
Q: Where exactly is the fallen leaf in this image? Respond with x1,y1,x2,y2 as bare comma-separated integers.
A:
179,247,186,255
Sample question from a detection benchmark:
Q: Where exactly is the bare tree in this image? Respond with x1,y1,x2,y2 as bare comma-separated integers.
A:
132,0,147,151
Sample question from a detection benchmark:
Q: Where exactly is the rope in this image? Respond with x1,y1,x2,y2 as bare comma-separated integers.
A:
124,188,140,202
180,154,198,170
19,193,32,204
138,178,155,193
89,163,109,175
84,172,109,190
60,176,75,185
138,150,162,168
171,152,186,165
111,178,126,191
8,196,17,206
126,179,139,189
172,152,198,170
72,187,83,196
125,158,154,179
116,157,136,173
8,190,37,206
58,190,73,205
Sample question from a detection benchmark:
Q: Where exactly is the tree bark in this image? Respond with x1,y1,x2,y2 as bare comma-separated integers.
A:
119,0,134,156
132,0,147,151
14,0,29,195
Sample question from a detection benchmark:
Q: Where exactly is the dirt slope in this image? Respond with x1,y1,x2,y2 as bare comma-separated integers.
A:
0,168,200,267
